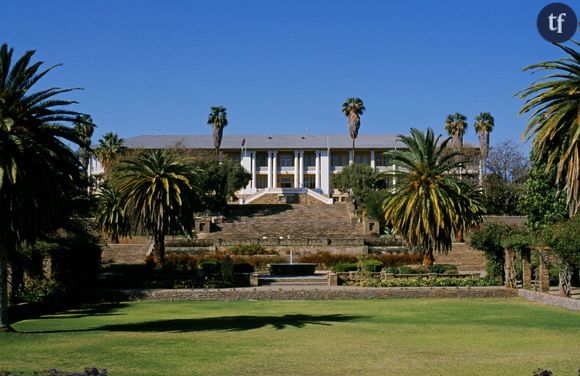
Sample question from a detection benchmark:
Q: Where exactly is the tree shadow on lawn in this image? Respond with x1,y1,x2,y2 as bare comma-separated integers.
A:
20,313,365,334
31,302,130,320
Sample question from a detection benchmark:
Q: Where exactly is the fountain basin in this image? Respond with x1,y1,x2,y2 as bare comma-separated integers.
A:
268,263,317,276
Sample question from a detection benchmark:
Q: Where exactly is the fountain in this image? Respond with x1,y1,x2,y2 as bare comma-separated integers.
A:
267,249,317,276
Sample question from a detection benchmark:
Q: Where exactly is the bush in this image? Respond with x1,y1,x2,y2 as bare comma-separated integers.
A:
356,277,499,288
163,253,197,272
17,278,63,304
362,260,383,272
297,251,421,270
332,262,358,272
469,223,510,281
428,264,458,274
199,259,221,275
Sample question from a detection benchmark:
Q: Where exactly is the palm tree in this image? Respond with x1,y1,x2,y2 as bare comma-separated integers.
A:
74,114,95,177
113,149,197,265
207,106,228,157
0,44,85,331
519,42,580,215
444,113,468,150
474,112,495,184
342,98,365,161
95,184,131,244
382,128,484,266
96,132,125,173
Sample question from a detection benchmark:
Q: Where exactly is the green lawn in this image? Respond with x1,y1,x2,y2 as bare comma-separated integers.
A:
2,298,580,375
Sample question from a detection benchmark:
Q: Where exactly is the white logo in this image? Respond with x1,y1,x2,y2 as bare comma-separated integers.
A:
548,12,567,34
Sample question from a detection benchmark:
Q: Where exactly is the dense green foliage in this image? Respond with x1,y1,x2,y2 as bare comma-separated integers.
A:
356,277,499,287
519,42,580,215
519,157,568,231
469,223,510,281
383,128,484,266
207,106,228,155
94,184,130,243
0,44,88,330
193,158,251,212
5,300,580,375
544,216,580,267
444,112,468,149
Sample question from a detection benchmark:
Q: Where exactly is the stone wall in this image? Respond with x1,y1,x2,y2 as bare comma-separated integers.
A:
517,289,580,311
89,286,517,302
249,193,329,205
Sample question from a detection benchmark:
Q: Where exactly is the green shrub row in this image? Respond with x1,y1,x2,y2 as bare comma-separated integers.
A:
354,277,499,288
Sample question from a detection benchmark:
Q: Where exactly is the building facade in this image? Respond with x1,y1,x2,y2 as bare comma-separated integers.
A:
90,134,478,205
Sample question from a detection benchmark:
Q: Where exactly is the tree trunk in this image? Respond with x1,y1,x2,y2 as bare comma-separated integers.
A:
537,250,550,292
352,138,355,164
558,257,572,297
151,232,165,266
0,240,13,332
422,249,434,267
504,249,517,288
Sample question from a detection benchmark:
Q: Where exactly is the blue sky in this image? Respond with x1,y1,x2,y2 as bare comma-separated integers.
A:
2,1,577,149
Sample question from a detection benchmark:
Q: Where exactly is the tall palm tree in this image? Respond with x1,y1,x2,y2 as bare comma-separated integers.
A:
519,42,580,215
0,44,85,331
382,128,484,266
74,114,95,177
342,98,365,161
207,106,228,157
474,112,495,184
444,112,468,150
96,132,125,173
95,184,131,244
113,149,197,265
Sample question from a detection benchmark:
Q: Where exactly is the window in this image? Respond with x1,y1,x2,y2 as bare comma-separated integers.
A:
303,152,316,167
256,175,268,189
331,153,347,167
304,175,316,189
355,154,369,165
256,152,268,167
280,176,292,188
279,153,294,167
376,152,389,166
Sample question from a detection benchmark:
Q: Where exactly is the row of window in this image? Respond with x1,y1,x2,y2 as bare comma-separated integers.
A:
227,151,392,168
255,175,317,189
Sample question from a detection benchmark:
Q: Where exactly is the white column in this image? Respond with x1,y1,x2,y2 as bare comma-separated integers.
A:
272,151,278,188
370,151,375,169
392,163,397,187
267,151,273,188
349,150,353,165
299,151,304,188
294,151,299,188
315,151,321,189
320,150,330,195
251,152,256,191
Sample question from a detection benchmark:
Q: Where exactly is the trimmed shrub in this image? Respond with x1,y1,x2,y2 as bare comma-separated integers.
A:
357,277,500,288
199,259,221,275
362,259,383,272
332,262,358,272
232,263,255,273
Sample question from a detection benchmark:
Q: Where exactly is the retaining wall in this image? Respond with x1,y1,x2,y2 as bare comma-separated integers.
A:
88,286,517,302
517,289,580,311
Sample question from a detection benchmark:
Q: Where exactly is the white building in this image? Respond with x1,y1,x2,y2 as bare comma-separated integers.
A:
91,134,478,205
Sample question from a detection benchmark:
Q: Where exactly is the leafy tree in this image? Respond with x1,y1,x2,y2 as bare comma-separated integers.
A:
383,128,485,266
474,112,495,179
444,112,468,150
518,153,568,231
193,158,251,212
519,42,580,215
469,222,511,282
94,184,131,243
0,44,86,331
341,98,365,160
544,216,580,296
96,132,125,173
112,149,197,265
207,106,228,157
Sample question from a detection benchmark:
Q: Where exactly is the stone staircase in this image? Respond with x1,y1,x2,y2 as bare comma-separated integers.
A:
198,203,364,240
435,242,486,273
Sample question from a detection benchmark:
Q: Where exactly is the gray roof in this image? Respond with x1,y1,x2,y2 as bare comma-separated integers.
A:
124,134,407,150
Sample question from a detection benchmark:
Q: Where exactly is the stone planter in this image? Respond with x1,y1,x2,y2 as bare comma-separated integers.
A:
268,263,317,276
